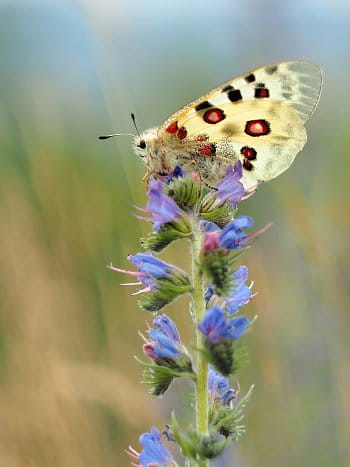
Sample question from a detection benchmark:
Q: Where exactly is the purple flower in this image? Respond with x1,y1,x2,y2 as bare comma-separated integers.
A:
143,314,192,370
198,306,228,344
163,165,186,183
108,253,175,295
129,253,172,281
219,216,254,249
225,316,251,340
146,180,182,231
208,368,238,406
203,232,220,253
225,266,253,315
198,306,250,344
215,161,245,208
126,427,174,466
205,285,214,304
153,314,181,344
144,329,182,360
199,220,221,233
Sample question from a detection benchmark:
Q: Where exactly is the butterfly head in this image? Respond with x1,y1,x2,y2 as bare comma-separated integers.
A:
133,127,163,169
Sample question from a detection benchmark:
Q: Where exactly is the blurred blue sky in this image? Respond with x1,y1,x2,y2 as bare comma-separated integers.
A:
1,0,349,134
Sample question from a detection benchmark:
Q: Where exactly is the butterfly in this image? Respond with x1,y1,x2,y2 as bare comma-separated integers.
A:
131,61,322,189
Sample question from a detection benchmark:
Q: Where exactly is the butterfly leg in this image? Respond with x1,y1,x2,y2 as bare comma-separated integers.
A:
141,169,154,188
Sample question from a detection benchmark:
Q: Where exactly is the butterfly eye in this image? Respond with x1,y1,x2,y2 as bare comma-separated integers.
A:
138,139,146,149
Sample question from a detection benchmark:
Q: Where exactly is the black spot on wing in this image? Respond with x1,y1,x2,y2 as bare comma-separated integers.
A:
227,89,242,102
222,85,234,92
245,73,256,83
195,101,213,112
255,82,266,88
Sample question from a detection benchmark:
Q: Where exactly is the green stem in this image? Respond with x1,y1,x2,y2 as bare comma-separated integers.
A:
191,216,209,467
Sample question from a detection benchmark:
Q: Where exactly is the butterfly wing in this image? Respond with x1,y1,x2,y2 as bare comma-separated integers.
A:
157,61,322,187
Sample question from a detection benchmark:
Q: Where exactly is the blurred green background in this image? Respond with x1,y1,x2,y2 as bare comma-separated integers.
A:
0,0,349,466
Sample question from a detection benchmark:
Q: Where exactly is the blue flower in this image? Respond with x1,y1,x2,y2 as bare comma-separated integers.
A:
153,314,181,344
146,329,182,360
225,316,251,340
198,306,250,344
205,285,214,304
108,253,182,296
146,180,182,231
198,306,228,344
215,161,245,208
129,253,172,284
225,266,253,315
208,368,238,406
219,216,254,249
199,220,221,233
126,427,174,466
164,165,186,183
143,314,192,370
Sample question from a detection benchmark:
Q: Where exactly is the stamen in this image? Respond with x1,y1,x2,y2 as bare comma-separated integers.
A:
107,263,140,277
119,282,142,286
245,222,273,242
130,286,152,296
124,446,140,459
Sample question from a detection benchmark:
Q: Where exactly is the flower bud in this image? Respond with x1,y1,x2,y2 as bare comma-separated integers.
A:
198,306,250,376
143,314,193,373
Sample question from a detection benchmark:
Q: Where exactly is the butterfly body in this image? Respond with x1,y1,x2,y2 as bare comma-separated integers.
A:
133,61,322,188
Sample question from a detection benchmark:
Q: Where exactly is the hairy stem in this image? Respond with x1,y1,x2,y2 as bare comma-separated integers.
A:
191,216,209,467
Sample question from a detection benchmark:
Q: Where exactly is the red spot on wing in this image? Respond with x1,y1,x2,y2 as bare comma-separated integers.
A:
203,108,225,124
243,160,254,171
166,121,179,133
241,146,257,160
199,144,216,157
178,126,187,140
255,88,270,98
245,119,270,137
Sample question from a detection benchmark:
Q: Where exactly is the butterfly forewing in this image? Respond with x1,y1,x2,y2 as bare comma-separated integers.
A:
158,61,322,134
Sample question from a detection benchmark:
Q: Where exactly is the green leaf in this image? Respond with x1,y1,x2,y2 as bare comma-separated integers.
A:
171,412,199,459
205,339,248,376
200,199,236,229
135,357,195,396
196,433,230,459
141,219,191,252
171,412,230,461
136,358,195,396
202,248,241,296
211,385,254,440
137,271,192,312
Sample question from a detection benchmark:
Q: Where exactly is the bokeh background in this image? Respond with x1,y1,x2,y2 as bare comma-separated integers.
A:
1,0,349,466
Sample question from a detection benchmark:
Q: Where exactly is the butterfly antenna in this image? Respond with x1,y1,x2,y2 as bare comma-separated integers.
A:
98,133,134,140
131,113,141,137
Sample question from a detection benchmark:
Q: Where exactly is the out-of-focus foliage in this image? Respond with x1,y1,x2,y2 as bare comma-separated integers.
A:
0,1,350,466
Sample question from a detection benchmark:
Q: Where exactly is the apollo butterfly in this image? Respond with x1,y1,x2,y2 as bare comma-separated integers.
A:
130,61,322,189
